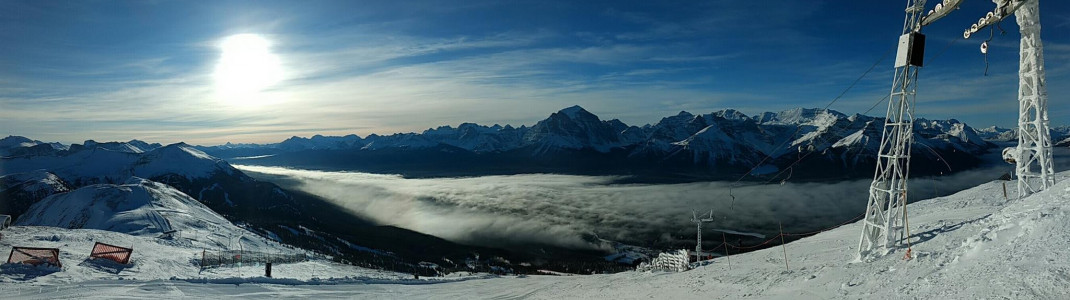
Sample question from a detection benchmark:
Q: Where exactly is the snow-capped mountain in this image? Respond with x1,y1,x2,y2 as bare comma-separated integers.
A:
207,106,996,181
973,126,1018,142
0,136,67,157
0,142,241,187
1058,136,1070,148
422,123,525,152
521,105,636,153
67,140,158,154
972,125,1070,143
196,106,994,161
278,134,364,151
0,137,166,158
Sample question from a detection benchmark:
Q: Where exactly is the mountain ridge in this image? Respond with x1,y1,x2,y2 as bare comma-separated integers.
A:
189,106,1003,182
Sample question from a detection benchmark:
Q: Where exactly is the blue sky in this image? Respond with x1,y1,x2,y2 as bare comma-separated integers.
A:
2,0,1069,145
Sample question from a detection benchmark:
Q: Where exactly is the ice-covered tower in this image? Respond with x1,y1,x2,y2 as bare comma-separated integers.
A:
858,0,927,258
1009,0,1056,197
691,210,714,259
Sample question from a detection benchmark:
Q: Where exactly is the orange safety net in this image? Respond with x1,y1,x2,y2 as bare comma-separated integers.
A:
7,247,61,267
90,242,133,265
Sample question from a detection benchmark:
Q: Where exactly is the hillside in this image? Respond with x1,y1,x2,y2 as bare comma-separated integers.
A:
0,178,414,284
17,178,262,242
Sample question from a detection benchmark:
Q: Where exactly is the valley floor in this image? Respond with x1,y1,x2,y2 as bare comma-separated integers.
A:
4,172,1070,299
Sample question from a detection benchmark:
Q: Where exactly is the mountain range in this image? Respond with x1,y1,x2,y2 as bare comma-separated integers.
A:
3,105,1057,183
193,106,1006,182
973,125,1070,146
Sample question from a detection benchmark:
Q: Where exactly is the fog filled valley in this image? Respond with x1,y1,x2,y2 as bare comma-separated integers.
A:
236,147,1070,255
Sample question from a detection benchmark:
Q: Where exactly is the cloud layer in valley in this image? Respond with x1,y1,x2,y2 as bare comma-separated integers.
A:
234,148,1064,252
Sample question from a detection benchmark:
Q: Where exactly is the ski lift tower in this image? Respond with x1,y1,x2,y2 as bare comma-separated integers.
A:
858,0,928,258
859,0,1054,258
989,0,1056,197
691,210,714,260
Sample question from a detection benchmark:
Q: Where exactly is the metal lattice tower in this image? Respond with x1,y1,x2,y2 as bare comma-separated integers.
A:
1011,0,1055,197
691,210,714,259
858,0,927,258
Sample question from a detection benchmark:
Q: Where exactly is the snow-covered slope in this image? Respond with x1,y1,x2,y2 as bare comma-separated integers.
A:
373,172,1070,299
0,226,412,285
0,176,420,285
0,171,69,196
18,178,239,238
0,171,71,219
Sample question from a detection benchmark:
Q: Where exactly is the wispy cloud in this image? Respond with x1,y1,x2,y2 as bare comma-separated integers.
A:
2,0,1067,145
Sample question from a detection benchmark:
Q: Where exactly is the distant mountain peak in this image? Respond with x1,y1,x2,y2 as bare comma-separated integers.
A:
714,108,750,121
558,105,591,119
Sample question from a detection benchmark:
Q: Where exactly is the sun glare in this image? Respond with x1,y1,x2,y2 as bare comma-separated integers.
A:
214,34,283,106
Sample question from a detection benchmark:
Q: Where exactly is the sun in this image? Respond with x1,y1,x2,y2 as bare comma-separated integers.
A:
214,34,283,106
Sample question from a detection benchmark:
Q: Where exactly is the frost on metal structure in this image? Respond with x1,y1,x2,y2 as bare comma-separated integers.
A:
858,0,1055,259
635,249,690,272
960,0,1053,196
690,210,714,260
858,0,927,258
1010,0,1055,197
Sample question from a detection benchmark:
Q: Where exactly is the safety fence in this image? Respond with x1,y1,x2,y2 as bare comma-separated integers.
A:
7,247,61,267
723,212,867,251
199,249,308,269
679,212,871,272
89,242,132,265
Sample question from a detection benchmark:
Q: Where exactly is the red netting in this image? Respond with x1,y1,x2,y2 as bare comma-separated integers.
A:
90,242,133,265
7,247,61,267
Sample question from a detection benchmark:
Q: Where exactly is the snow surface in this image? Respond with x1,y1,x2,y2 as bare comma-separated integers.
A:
4,171,1070,298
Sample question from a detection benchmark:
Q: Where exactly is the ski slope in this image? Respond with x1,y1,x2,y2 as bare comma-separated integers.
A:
0,179,420,288
3,172,1070,299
